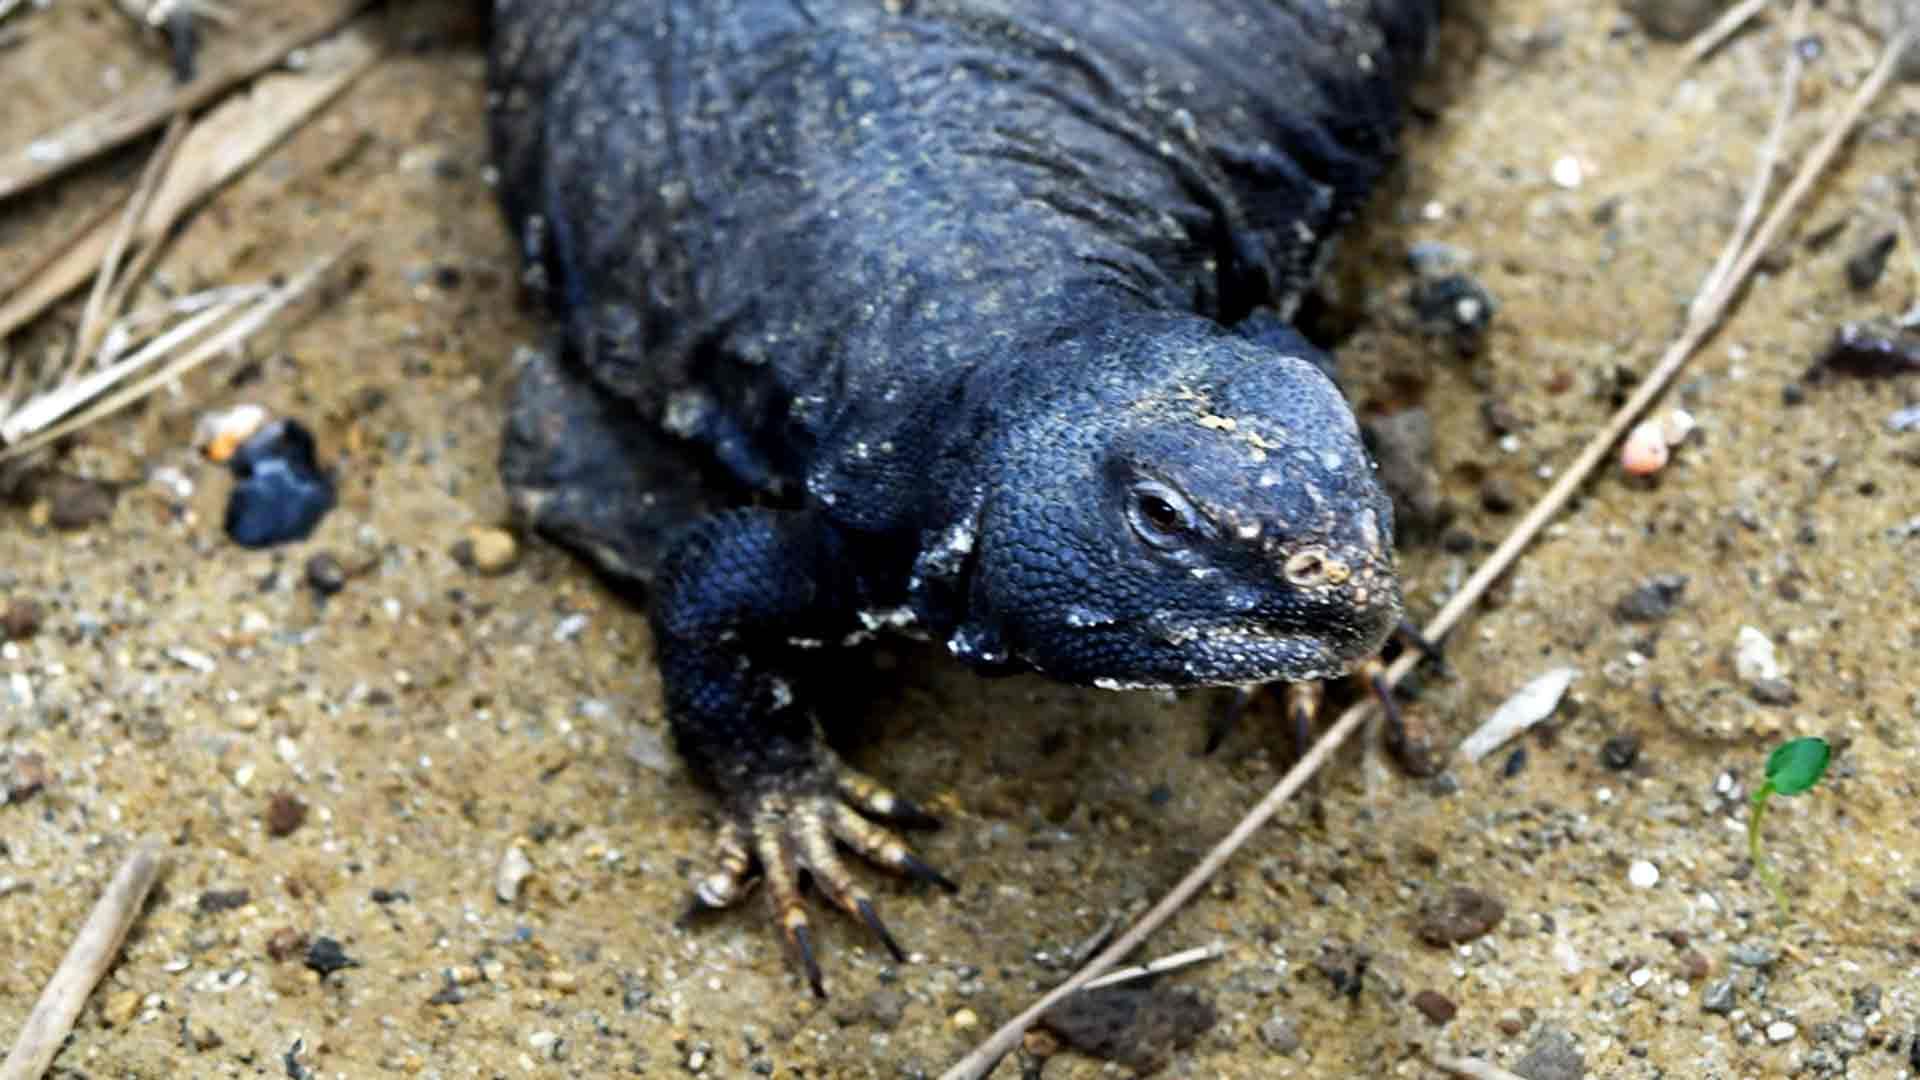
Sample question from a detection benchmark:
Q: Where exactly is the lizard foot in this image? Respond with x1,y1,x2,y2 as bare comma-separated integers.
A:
690,758,957,997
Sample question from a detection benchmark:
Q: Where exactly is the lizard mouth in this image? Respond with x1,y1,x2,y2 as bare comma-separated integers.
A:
1084,616,1390,691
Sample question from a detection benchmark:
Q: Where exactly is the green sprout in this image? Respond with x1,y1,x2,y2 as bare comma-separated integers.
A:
1747,736,1831,919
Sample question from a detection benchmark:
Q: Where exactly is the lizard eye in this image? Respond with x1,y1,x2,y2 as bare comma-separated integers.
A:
1126,481,1199,551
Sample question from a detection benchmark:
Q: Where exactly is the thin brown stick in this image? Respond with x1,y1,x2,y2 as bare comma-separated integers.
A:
1682,0,1774,66
1691,0,1807,315
941,26,1914,1080
0,842,167,1080
0,0,367,204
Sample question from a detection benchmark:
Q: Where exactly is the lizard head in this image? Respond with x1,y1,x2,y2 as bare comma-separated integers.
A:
965,314,1402,689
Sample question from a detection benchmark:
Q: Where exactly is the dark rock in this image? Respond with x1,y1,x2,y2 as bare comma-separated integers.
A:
1480,397,1523,436
1408,272,1497,354
1747,677,1798,706
1416,886,1505,946
303,936,358,978
1412,990,1457,1024
1808,322,1920,382
1513,1026,1586,1080
45,474,115,530
224,419,335,548
1845,230,1897,292
1623,0,1727,40
1479,477,1517,514
197,889,252,914
1614,574,1688,622
1701,978,1737,1014
1040,986,1216,1075
1,599,43,641
305,553,347,596
265,792,308,837
1363,408,1450,543
1600,734,1641,770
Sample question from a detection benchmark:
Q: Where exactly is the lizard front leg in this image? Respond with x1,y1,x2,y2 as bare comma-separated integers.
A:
651,508,957,996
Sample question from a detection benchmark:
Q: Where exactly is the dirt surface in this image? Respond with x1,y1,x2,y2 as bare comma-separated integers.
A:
4,2,1920,1077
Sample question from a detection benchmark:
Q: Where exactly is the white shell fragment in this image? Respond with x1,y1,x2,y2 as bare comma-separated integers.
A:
1734,625,1780,684
195,402,272,463
1460,667,1580,763
495,845,534,903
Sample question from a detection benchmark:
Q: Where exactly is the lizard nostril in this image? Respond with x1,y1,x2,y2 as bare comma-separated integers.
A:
1283,548,1327,587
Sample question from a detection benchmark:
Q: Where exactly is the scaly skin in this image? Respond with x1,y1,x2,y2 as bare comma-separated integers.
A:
488,0,1436,995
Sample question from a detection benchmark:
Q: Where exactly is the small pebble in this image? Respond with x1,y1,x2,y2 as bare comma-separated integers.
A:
1615,574,1688,622
1628,860,1660,888
1258,1014,1301,1055
305,553,347,596
1734,626,1782,684
45,474,116,531
265,792,308,837
304,936,357,978
1600,734,1641,771
452,526,520,575
1549,154,1583,189
1412,990,1457,1024
1677,949,1711,981
1620,419,1670,476
1702,978,1737,1014
1416,886,1506,946
1766,1020,1798,1044
1513,1026,1586,1080
1625,0,1729,39
496,845,534,903
265,928,309,962
1845,230,1898,292
7,751,47,802
950,1007,978,1031
1,599,41,641
196,403,272,463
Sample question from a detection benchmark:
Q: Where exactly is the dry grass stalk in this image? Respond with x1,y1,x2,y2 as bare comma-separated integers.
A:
1079,942,1224,991
1683,0,1775,66
0,22,378,342
0,252,343,463
941,22,1915,1080
0,0,368,204
0,842,167,1080
72,114,190,380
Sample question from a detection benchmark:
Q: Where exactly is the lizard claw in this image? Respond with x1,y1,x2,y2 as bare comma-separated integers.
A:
687,757,956,995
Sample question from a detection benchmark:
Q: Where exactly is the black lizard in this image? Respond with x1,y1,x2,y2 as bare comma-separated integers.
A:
488,0,1436,995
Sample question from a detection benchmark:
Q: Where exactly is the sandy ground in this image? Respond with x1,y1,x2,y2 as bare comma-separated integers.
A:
3,2,1920,1077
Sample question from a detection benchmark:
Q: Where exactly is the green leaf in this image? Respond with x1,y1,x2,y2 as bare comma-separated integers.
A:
1764,737,1831,797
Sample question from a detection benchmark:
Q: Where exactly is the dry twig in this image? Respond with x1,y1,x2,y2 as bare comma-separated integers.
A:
941,22,1915,1080
0,251,346,463
0,23,378,341
0,0,368,204
0,842,168,1080
1683,0,1774,66
1079,942,1224,991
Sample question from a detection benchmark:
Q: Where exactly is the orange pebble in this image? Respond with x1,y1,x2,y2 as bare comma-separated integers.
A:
1620,419,1669,476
